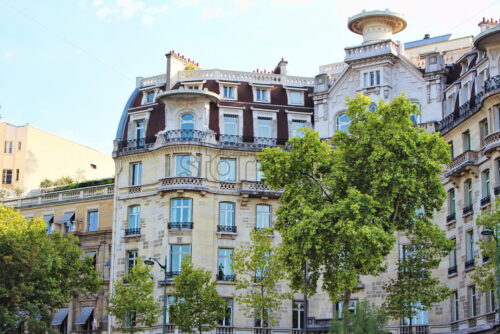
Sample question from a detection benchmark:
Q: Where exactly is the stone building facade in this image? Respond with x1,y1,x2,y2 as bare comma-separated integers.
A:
2,181,114,333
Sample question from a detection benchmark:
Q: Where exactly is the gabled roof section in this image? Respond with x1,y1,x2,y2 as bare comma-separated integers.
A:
404,34,452,49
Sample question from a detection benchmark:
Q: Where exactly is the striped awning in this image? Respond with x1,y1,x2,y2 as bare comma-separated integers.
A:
50,308,68,326
57,212,75,224
74,306,93,325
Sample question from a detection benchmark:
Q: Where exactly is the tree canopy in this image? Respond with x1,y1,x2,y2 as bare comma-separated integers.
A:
0,206,102,332
259,95,451,312
108,261,161,332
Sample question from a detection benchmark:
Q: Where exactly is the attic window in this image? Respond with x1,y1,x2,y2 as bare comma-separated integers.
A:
90,164,97,169
146,91,155,103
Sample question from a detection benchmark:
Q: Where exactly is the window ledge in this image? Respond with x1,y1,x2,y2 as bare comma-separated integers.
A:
448,272,458,278
124,234,141,239
216,231,238,240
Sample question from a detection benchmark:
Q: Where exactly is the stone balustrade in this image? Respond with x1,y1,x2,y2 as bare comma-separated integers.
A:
344,40,400,62
445,150,479,177
483,130,500,154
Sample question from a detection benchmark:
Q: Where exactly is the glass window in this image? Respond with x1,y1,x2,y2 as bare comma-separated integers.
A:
452,291,459,321
131,163,142,185
128,205,140,229
195,154,201,177
465,179,473,207
146,91,155,103
219,202,235,227
15,169,19,181
224,115,238,136
470,286,477,317
219,299,233,326
218,248,233,278
480,119,489,143
255,308,270,327
336,113,350,133
376,70,380,85
87,210,99,232
175,155,192,177
463,131,471,151
449,141,454,160
466,231,474,262
335,300,358,319
410,102,422,124
17,141,21,151
363,73,369,87
165,155,170,177
219,158,236,182
292,120,306,137
257,118,272,138
171,198,192,223
136,121,144,147
256,204,271,229
4,141,12,154
449,239,456,268
289,91,302,105
402,302,428,325
2,169,12,184
370,71,375,86
170,245,191,273
449,189,456,215
126,250,138,273
223,86,234,99
256,89,268,102
180,114,195,139
44,215,54,235
293,301,305,329
489,289,496,313
482,170,491,197
369,103,377,113
256,161,264,182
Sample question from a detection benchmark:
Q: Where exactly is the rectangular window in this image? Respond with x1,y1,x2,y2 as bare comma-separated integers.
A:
217,248,233,279
175,155,191,177
376,70,381,85
219,202,235,227
147,91,155,103
293,301,305,329
4,141,12,154
165,155,170,177
256,204,271,229
219,158,236,182
469,286,477,317
335,300,358,319
489,289,496,313
452,291,459,321
480,119,489,144
136,121,145,147
449,239,457,268
17,141,21,151
289,91,303,105
223,115,238,136
256,89,268,102
257,117,272,138
131,163,142,185
223,86,234,99
44,215,54,235
256,161,264,182
171,198,192,223
219,299,233,326
87,210,99,232
126,250,138,273
255,309,270,328
465,179,473,207
463,131,471,151
483,170,491,198
170,245,191,273
466,231,474,262
449,189,456,215
449,141,454,160
128,205,140,229
87,251,97,269
402,303,428,325
363,73,369,87
2,169,12,184
195,154,201,177
292,120,306,138
370,71,375,86
15,169,19,181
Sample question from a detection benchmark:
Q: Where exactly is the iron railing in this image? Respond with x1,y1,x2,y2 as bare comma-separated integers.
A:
217,225,237,233
463,205,474,216
168,222,193,230
481,195,491,206
465,259,475,270
125,227,140,236
217,273,236,281
446,213,456,223
448,265,457,275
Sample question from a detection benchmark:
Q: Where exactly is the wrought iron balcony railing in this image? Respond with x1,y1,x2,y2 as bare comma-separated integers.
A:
481,195,491,206
448,265,457,275
217,273,236,281
465,259,475,270
463,205,474,216
217,225,237,233
168,222,193,230
446,213,456,223
125,227,140,236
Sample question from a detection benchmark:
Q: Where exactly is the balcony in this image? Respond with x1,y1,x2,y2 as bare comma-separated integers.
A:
125,227,140,236
445,151,479,178
448,265,457,276
217,273,236,282
344,39,401,63
400,325,429,334
481,195,491,207
483,131,500,155
465,259,475,271
168,222,193,230
241,181,282,198
217,225,237,233
163,129,208,144
216,327,234,334
159,177,208,193
117,137,156,154
446,213,456,223
463,205,474,216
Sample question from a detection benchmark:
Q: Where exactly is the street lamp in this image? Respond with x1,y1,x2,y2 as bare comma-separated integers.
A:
144,256,168,334
481,227,500,332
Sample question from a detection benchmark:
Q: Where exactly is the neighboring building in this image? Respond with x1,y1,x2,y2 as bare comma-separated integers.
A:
0,122,114,193
2,180,115,333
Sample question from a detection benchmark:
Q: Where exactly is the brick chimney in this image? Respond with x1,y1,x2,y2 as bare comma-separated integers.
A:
479,17,498,32
274,58,288,75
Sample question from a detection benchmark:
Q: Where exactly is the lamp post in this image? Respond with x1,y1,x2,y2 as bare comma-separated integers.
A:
481,226,500,332
144,256,168,334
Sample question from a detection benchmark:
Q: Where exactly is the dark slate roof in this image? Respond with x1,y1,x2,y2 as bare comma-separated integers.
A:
404,34,452,49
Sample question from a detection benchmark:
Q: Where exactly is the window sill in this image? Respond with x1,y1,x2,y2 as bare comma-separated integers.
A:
462,211,474,219
216,231,238,240
464,266,475,273
448,272,458,278
124,234,141,239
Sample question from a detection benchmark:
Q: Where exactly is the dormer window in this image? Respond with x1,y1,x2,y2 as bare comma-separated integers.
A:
285,87,307,106
256,89,268,102
218,81,239,100
363,70,381,87
223,86,235,99
184,82,203,90
146,91,155,103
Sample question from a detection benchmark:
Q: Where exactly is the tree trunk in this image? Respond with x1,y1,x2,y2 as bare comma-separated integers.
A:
342,290,351,334
409,317,413,334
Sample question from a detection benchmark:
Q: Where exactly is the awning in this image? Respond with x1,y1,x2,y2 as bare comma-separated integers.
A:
74,306,93,325
51,308,68,326
57,212,75,224
43,215,54,223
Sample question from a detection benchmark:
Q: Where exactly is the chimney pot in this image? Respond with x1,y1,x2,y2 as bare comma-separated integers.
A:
424,34,430,39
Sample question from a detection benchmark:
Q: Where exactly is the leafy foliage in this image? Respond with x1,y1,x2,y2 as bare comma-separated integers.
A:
170,258,227,334
231,228,292,327
39,176,75,188
108,261,161,332
329,301,387,334
0,207,102,332
259,95,450,314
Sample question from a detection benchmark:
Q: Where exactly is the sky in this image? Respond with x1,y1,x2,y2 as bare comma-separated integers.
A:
1,0,500,154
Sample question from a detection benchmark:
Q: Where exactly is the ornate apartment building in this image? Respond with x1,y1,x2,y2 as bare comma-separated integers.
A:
2,181,115,333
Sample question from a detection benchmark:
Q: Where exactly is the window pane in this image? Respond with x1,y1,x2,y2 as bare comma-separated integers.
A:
219,159,236,182
257,118,272,138
336,113,350,133
224,115,238,135
88,210,99,232
292,120,306,137
175,155,191,177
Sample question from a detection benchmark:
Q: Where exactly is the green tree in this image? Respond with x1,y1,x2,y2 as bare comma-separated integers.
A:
383,218,451,332
231,228,292,327
170,257,227,334
108,261,161,332
259,95,450,318
472,198,500,294
329,300,387,334
0,207,102,332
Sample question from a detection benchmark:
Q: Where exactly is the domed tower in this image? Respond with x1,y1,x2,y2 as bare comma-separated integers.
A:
347,9,407,44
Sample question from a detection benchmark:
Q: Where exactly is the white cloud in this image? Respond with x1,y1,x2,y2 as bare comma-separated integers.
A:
201,6,226,19
3,51,14,59
90,0,168,24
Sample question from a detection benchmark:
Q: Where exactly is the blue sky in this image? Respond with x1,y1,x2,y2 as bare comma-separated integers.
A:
1,0,499,154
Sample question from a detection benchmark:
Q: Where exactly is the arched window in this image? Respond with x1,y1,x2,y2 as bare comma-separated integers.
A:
410,102,422,124
336,113,350,133
180,114,194,139
368,103,377,113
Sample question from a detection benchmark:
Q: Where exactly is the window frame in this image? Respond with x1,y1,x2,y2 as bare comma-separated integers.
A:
175,154,192,177
87,209,99,232
466,230,474,262
130,162,142,186
217,248,234,278
256,204,272,229
128,205,141,229
219,202,235,227
219,158,236,182
170,244,191,273
170,198,193,223
292,301,305,329
126,250,138,273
